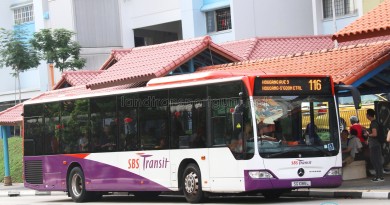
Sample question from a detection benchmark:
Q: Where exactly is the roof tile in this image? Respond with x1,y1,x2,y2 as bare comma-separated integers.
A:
0,103,23,126
86,36,241,89
53,70,103,89
198,40,390,85
333,0,390,42
220,35,335,60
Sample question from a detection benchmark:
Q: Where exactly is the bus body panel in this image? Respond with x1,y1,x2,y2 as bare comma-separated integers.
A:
169,148,210,190
208,147,249,192
23,74,348,200
263,157,337,179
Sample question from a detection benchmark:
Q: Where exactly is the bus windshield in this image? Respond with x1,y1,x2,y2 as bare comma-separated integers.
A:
253,95,339,158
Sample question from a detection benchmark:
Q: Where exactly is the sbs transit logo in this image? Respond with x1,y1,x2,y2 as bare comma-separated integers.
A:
128,153,170,170
291,159,312,165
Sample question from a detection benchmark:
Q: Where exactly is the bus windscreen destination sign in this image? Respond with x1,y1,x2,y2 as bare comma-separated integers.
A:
254,77,332,95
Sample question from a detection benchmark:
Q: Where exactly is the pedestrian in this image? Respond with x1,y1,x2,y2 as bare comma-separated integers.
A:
364,109,384,182
342,129,363,167
349,116,364,142
350,116,371,174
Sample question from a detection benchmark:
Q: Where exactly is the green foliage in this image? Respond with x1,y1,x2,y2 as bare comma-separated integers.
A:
0,28,40,76
30,28,86,72
0,136,23,183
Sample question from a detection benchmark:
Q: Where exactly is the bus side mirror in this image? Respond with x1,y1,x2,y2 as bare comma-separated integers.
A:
335,85,361,110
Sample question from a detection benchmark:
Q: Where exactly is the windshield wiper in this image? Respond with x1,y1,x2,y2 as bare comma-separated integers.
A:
264,145,333,158
309,145,333,156
267,149,299,158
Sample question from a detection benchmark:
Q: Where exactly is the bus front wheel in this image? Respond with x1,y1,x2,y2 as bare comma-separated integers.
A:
182,163,205,203
68,167,91,202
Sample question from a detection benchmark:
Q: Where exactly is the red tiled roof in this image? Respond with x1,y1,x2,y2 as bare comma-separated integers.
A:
53,70,103,90
98,49,133,70
86,36,242,89
0,82,142,125
0,103,23,126
31,84,134,103
198,40,390,85
333,0,390,42
339,35,390,46
219,35,334,60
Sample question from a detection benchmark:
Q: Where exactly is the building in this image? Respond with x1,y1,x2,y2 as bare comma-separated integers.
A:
0,0,384,111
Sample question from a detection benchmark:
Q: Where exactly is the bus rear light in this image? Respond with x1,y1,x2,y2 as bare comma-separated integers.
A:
326,168,342,176
248,171,274,179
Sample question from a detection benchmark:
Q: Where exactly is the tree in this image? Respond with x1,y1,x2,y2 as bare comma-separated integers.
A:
30,28,86,72
0,28,40,103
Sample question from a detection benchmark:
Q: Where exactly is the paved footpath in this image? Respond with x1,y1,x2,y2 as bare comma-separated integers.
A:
1,176,390,199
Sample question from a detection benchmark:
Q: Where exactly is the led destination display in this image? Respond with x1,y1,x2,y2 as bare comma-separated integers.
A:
254,77,332,95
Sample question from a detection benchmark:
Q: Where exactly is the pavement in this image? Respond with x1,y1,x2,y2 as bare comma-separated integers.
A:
1,176,390,199
287,175,390,199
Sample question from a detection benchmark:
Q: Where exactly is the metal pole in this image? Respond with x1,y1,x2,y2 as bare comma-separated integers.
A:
1,126,12,186
332,0,338,48
332,0,337,32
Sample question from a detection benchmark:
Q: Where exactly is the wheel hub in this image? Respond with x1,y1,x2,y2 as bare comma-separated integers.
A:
71,173,83,197
184,172,198,194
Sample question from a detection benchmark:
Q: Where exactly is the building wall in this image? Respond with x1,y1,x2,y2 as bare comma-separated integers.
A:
73,0,122,48
182,0,314,43
312,0,363,35
47,0,74,30
181,0,206,40
363,0,384,14
249,0,314,37
0,0,48,103
46,0,121,71
120,0,181,48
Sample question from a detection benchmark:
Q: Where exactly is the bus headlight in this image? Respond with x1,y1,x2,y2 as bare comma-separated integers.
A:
249,171,274,179
326,168,342,176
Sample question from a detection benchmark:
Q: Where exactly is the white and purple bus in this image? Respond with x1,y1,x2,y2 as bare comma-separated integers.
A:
23,72,359,203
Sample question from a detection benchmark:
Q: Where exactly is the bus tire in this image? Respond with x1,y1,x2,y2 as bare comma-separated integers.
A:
262,190,282,200
182,163,204,203
68,167,91,202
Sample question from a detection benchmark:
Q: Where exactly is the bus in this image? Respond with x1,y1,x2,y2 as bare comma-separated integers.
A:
23,72,359,203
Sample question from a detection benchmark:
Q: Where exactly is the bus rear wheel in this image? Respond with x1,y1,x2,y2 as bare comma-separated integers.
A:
68,167,92,202
182,163,205,203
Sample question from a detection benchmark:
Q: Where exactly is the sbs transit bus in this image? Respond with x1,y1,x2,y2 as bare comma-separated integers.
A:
23,72,360,203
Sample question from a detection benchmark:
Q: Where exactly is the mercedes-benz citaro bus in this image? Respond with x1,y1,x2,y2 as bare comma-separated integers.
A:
23,71,360,203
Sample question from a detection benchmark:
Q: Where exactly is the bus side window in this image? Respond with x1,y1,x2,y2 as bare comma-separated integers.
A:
169,86,207,149
90,96,118,152
139,91,168,150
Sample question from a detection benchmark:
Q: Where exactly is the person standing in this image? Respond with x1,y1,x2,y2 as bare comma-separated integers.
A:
349,116,364,142
364,109,384,182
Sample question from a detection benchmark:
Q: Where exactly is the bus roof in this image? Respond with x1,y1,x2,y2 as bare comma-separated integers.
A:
24,71,332,105
148,71,331,86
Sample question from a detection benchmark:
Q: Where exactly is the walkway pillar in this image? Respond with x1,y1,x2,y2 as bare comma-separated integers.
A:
1,126,12,186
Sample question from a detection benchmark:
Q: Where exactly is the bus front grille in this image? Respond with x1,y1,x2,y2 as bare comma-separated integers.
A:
24,160,43,184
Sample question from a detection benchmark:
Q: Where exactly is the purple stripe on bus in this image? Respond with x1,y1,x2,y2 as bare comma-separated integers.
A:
244,170,342,191
24,156,171,192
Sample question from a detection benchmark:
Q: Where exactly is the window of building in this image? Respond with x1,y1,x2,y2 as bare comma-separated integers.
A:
13,4,34,24
322,0,356,19
206,7,232,33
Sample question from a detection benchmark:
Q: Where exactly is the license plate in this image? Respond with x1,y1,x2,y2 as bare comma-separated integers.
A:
292,181,311,187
